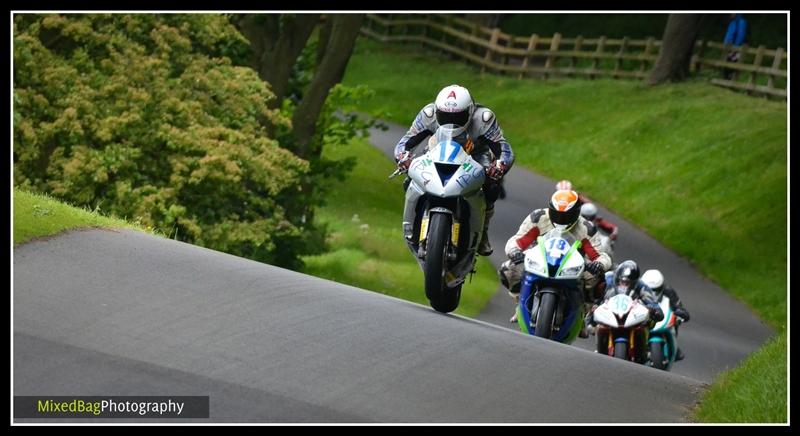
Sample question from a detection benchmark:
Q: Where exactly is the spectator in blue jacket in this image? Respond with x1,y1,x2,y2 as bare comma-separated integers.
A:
723,14,749,79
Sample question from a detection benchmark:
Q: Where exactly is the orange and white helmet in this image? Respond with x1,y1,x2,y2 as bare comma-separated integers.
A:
548,189,582,230
555,179,573,191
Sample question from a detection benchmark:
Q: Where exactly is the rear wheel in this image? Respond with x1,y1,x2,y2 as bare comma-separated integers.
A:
534,292,557,339
425,213,460,313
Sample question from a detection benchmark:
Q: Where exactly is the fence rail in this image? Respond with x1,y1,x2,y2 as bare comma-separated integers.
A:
361,14,787,99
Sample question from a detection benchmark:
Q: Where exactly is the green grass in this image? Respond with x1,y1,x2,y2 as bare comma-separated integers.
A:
13,187,155,245
344,39,787,330
301,137,498,318
342,39,787,422
692,331,788,423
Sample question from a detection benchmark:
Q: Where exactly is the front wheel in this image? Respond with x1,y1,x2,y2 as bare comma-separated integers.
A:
613,339,628,360
425,213,460,313
650,340,667,370
534,292,557,339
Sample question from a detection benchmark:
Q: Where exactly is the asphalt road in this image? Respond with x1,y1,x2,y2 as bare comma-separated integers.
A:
14,229,701,423
11,121,772,423
368,121,774,384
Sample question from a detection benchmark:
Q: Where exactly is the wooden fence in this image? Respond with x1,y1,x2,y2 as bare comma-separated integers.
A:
361,14,787,99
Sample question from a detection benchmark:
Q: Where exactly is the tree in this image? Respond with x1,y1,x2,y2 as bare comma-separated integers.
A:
234,14,321,108
648,14,707,85
290,14,364,160
13,14,320,269
234,13,366,160
232,13,378,249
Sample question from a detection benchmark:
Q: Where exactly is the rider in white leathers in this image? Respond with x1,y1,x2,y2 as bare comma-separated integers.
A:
395,84,514,256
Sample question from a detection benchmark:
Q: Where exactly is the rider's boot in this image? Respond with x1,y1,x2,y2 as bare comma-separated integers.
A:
403,222,413,242
509,292,520,323
675,347,686,361
478,206,494,256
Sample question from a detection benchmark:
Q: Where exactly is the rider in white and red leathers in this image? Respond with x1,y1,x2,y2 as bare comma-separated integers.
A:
498,190,612,327
395,84,514,256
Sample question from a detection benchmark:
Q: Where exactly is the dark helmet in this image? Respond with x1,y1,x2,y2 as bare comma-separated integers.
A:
613,260,640,295
548,189,582,231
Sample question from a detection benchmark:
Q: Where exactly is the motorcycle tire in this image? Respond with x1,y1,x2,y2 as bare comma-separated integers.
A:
534,291,557,339
425,213,460,313
613,340,628,360
650,341,667,370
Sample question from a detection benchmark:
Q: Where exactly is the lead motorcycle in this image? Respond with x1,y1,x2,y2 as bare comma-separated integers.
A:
390,124,487,313
515,227,586,343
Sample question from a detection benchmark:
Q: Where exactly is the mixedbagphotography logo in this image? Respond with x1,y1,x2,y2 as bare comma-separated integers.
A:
14,396,209,419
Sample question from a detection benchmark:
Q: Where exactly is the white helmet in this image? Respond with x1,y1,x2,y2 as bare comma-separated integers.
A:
434,85,474,136
641,269,665,294
580,203,598,221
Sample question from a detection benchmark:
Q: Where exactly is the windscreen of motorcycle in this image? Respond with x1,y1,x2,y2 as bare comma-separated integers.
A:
523,228,584,278
592,299,620,327
624,299,651,328
408,124,485,197
594,293,640,327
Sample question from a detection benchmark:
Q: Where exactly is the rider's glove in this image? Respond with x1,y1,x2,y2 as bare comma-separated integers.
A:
674,306,690,322
508,248,525,265
585,260,604,276
486,161,508,181
646,302,664,322
396,151,413,171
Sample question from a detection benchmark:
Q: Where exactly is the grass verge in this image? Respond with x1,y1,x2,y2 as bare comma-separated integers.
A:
692,331,788,423
13,187,155,246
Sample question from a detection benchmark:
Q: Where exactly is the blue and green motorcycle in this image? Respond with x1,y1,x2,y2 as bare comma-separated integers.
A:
516,228,586,343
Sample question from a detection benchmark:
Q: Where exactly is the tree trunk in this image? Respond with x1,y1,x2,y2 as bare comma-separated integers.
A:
316,15,332,68
648,14,707,85
235,14,320,107
291,14,364,159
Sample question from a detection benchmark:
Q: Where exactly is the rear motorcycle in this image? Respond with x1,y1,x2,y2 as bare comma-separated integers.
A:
648,295,681,370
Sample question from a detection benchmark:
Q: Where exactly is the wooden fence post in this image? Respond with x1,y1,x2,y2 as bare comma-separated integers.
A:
691,39,707,73
544,32,561,79
502,34,511,68
728,43,748,82
571,35,583,77
471,22,480,55
748,45,765,92
591,36,606,80
482,28,501,74
640,36,655,75
519,33,539,80
767,47,784,91
613,36,629,79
